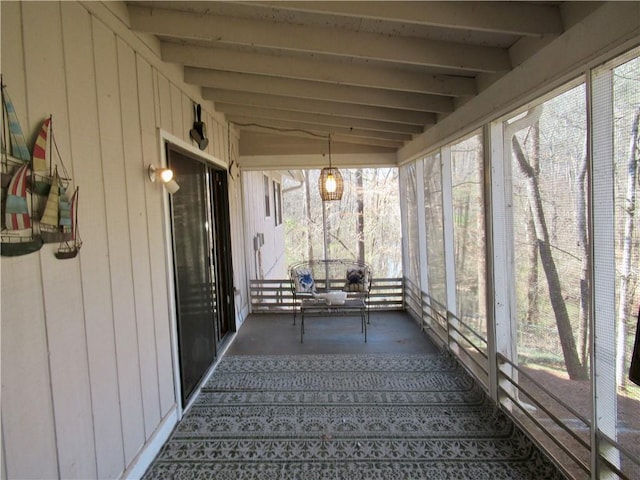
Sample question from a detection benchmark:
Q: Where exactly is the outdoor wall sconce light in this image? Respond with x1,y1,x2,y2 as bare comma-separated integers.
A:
148,165,180,194
319,135,343,201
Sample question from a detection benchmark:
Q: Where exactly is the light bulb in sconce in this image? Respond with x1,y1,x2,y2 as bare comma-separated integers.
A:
325,174,337,193
148,165,180,194
158,168,173,183
148,165,174,184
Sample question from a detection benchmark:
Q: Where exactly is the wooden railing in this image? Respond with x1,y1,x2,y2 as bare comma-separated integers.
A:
402,276,639,480
249,277,404,313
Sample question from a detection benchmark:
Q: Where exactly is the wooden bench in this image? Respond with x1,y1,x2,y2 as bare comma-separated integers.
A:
289,259,372,341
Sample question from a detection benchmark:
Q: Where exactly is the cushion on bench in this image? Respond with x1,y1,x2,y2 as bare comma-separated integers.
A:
344,268,366,292
289,259,371,296
294,268,316,293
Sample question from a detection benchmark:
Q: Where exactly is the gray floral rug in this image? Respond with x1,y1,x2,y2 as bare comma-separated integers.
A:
143,353,565,479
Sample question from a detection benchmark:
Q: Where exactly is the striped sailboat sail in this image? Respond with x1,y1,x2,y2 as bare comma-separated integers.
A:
40,167,60,242
58,185,72,231
40,166,72,243
4,163,31,230
1,83,44,256
68,187,78,240
2,86,30,163
32,117,50,172
1,161,42,253
30,117,52,195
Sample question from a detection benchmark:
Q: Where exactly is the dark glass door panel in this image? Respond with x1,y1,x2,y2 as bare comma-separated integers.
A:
168,147,216,404
209,168,234,340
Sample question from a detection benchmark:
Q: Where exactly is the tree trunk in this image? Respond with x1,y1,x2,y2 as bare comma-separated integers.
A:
525,122,540,325
457,195,470,321
512,136,587,380
575,145,590,369
303,171,314,261
356,169,365,264
616,107,640,387
524,211,539,325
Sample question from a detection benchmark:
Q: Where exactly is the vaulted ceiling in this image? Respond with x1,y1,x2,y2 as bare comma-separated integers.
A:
126,1,566,157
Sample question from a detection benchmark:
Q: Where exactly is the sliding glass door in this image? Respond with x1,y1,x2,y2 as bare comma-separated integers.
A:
167,144,234,404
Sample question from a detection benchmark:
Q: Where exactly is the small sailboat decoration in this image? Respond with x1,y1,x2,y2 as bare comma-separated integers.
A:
36,117,81,259
54,186,81,259
40,166,71,243
1,80,44,256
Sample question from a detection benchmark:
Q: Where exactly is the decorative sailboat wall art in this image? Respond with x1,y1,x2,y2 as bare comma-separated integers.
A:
1,81,43,256
1,78,81,258
54,185,81,259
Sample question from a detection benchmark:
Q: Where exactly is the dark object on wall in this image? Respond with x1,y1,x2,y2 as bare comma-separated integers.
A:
629,305,640,386
189,103,208,150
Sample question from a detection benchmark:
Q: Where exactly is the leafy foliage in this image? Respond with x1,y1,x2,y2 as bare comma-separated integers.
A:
282,168,402,279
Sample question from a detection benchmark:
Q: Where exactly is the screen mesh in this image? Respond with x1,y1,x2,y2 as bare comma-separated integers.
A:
423,153,447,328
505,83,592,475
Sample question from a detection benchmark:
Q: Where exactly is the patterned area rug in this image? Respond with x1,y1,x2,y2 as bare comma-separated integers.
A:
143,353,565,479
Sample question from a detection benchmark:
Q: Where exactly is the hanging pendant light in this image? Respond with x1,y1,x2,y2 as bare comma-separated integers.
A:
319,135,343,201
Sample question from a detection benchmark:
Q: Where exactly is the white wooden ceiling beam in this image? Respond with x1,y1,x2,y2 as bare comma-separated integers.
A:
187,68,454,113
244,1,563,37
217,104,424,135
128,4,511,72
202,88,436,126
161,43,477,97
228,115,413,144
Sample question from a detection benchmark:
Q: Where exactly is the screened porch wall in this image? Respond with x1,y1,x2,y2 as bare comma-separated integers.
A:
399,49,640,479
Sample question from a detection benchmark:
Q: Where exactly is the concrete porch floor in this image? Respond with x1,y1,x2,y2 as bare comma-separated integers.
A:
226,310,441,356
145,309,568,480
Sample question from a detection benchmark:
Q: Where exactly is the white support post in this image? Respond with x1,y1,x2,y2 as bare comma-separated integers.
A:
590,66,619,479
486,121,516,404
440,146,458,352
415,159,431,329
398,165,410,306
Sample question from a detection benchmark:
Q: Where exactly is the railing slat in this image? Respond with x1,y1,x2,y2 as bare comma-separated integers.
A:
249,277,404,313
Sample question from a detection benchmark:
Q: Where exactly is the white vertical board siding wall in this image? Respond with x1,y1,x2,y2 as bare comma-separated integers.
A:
0,2,243,479
94,15,147,467
242,172,259,280
227,130,248,322
136,55,176,420
272,173,287,278
0,1,59,479
62,3,126,477
229,169,248,321
26,2,97,478
117,36,162,444
241,171,287,281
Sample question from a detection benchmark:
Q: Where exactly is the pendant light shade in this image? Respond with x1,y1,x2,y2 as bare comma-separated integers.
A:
319,167,343,201
319,135,343,201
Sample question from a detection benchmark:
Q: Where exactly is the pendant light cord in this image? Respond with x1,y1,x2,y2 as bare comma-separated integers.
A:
229,121,330,140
